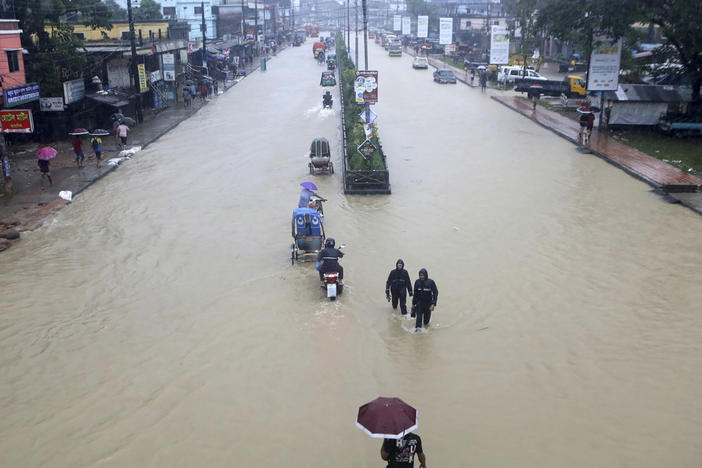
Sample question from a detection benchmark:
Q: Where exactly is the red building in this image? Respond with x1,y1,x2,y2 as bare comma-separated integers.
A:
0,19,26,107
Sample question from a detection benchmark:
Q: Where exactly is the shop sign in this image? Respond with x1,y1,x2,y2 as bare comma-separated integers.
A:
0,109,34,133
62,79,85,104
138,64,148,92
150,70,162,83
162,53,176,81
5,83,40,108
40,97,65,112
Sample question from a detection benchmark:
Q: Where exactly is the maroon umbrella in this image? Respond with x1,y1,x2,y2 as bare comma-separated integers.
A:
356,397,418,439
68,128,89,136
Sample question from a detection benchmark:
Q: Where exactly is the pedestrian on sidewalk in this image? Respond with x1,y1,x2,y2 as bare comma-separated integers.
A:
183,86,192,108
479,72,487,92
116,121,129,149
470,69,475,86
72,136,85,167
213,79,219,96
199,82,207,102
38,158,52,189
90,135,102,167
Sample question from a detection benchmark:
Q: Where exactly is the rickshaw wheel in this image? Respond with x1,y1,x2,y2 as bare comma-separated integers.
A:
330,162,334,174
309,163,313,174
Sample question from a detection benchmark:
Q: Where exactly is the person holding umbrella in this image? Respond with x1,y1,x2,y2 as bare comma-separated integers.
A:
356,397,427,468
298,181,325,211
36,147,57,189
381,433,426,468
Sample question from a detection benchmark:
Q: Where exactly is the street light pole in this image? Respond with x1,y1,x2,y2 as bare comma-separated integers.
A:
126,0,143,123
201,1,207,73
354,0,358,67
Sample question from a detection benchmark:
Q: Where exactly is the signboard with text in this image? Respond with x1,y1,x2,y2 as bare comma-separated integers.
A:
5,83,40,108
489,25,509,64
417,16,428,38
162,53,176,81
138,64,148,92
402,16,411,35
357,138,376,160
40,97,65,112
587,33,622,91
62,79,85,104
1,109,34,133
393,15,401,32
439,17,453,45
354,70,378,104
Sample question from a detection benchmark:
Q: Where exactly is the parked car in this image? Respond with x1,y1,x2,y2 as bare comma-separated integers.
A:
433,69,456,84
412,56,429,69
498,66,547,84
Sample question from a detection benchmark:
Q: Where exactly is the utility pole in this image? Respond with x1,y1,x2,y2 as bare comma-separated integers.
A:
126,0,143,123
354,0,358,66
201,1,208,74
346,0,350,55
241,0,245,38
255,0,258,55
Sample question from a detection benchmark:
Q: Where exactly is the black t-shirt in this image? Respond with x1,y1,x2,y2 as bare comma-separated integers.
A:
382,434,423,468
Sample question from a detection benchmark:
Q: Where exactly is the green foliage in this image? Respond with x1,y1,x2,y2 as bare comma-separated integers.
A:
15,0,113,93
336,33,388,172
135,0,164,20
104,0,128,21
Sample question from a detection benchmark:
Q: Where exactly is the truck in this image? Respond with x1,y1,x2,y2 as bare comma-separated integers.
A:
515,75,587,98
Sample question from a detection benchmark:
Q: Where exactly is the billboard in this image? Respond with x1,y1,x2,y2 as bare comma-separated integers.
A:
439,18,452,45
402,16,410,35
489,26,509,64
40,97,65,112
393,15,401,32
138,64,148,93
162,53,176,81
587,33,622,91
417,16,428,38
0,109,34,133
354,70,378,104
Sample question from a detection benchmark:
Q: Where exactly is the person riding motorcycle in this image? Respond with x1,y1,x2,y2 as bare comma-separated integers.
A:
322,91,333,108
318,238,344,283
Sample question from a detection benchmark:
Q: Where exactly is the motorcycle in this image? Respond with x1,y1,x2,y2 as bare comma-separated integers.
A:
322,96,333,109
319,244,345,301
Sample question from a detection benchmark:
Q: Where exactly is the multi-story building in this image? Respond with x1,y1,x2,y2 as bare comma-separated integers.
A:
161,0,217,41
0,18,27,108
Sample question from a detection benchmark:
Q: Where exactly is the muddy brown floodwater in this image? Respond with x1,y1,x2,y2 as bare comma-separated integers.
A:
1,34,702,467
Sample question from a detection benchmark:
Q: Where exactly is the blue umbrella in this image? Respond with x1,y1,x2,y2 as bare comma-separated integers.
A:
300,181,318,191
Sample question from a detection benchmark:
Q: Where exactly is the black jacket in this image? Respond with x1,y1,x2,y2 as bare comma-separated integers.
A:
412,268,438,306
317,247,343,265
386,268,412,294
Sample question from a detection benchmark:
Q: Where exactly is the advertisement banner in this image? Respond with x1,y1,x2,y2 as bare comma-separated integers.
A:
489,25,509,64
40,97,65,112
149,70,162,83
439,18,452,45
137,64,148,93
162,53,176,81
180,49,188,63
417,16,428,38
62,79,85,104
587,33,622,91
393,15,401,32
5,83,40,108
402,17,411,35
354,70,378,104
0,109,34,133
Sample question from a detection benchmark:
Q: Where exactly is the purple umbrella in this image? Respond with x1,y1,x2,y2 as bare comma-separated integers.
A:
37,147,58,161
300,181,318,191
356,397,418,439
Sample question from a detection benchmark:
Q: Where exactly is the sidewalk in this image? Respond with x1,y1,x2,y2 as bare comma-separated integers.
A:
0,56,268,244
492,95,702,214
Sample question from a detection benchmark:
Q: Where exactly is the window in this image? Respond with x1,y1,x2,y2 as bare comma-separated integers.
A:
74,32,85,40
163,6,175,15
194,6,202,14
7,51,19,72
121,31,131,40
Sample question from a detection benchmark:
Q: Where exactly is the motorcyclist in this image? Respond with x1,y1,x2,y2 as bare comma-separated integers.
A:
318,238,344,284
323,91,333,107
385,259,413,315
411,268,438,331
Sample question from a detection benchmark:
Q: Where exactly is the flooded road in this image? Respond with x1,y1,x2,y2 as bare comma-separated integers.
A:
2,34,702,467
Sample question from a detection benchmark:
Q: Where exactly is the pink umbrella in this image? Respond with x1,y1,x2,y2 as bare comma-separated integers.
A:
356,397,418,439
37,147,58,161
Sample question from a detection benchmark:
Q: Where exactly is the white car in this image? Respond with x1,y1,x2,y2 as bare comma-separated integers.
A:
498,66,548,84
412,56,429,69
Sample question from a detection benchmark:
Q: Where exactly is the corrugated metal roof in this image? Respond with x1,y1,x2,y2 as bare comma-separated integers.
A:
604,84,692,102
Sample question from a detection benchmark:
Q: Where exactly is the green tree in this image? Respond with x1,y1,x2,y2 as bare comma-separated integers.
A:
639,0,702,106
506,0,542,75
104,0,128,21
15,0,113,95
135,0,163,20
